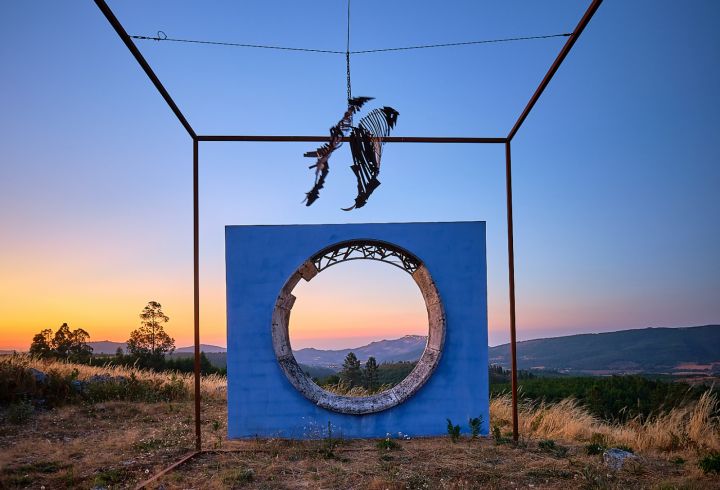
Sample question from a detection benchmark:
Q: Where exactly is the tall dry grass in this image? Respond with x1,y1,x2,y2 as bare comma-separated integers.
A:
6,354,719,455
491,391,720,454
4,354,226,400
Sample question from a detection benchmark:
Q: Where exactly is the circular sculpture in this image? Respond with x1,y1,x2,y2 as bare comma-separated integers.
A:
271,239,446,414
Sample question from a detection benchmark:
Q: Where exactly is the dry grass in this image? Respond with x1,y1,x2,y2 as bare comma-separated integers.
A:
5,354,226,400
491,391,720,454
2,359,720,488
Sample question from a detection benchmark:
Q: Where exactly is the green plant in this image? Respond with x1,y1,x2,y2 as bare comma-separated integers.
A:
585,443,605,455
539,439,568,457
585,432,608,455
446,418,460,443
469,416,482,439
377,436,400,451
492,424,510,444
698,452,720,475
211,419,223,449
93,468,129,486
222,468,254,486
6,399,33,424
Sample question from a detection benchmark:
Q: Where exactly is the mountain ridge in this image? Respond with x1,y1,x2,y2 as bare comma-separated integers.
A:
488,324,720,373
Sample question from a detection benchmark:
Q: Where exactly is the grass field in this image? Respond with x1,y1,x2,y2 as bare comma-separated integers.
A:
1,357,719,489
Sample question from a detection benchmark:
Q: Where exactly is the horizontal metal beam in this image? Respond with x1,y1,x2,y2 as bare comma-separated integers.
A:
507,0,602,141
197,135,506,144
94,0,197,140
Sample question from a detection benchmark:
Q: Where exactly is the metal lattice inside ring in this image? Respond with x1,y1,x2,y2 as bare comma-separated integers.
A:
271,239,446,414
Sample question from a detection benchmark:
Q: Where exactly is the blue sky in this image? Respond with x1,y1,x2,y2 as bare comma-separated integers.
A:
1,1,718,349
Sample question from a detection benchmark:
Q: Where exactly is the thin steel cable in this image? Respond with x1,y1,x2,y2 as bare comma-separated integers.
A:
129,32,573,56
130,32,344,54
346,0,352,103
351,33,572,54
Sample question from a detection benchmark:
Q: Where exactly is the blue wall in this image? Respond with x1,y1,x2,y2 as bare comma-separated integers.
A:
226,222,489,438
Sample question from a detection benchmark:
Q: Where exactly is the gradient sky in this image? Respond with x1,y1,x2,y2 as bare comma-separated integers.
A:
1,1,718,351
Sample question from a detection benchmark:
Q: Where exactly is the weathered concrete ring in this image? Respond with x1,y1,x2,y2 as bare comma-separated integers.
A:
271,239,446,415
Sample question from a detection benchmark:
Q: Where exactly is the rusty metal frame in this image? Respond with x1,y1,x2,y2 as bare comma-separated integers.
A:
93,0,603,477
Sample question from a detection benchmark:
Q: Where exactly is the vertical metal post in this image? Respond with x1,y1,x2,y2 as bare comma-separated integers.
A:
193,138,201,451
505,141,519,442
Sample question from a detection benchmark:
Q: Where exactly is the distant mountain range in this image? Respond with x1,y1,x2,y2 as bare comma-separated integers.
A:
293,325,720,375
293,335,426,368
86,341,226,355
10,325,718,376
489,325,720,375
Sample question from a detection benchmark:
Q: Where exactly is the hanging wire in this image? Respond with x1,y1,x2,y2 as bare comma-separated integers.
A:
130,32,344,54
351,33,572,54
129,32,572,56
346,0,352,103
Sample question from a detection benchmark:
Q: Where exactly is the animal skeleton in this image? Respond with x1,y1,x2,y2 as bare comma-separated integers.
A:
304,97,399,210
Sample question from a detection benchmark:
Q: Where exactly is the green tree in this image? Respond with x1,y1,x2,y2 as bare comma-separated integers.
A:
126,301,175,360
29,328,54,358
67,327,93,361
52,323,73,358
339,352,362,388
29,323,93,361
364,356,379,392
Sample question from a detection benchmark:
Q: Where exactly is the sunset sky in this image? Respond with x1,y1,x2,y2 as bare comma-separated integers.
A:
1,1,718,351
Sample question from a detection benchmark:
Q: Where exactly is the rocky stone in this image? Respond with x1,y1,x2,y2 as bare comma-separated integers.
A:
603,448,638,470
29,368,48,384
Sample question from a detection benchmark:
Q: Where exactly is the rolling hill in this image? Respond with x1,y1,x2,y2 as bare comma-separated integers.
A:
293,335,426,368
87,341,226,355
67,325,720,376
489,324,720,374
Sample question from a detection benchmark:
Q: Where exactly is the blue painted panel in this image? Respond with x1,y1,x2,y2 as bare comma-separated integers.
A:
226,222,488,438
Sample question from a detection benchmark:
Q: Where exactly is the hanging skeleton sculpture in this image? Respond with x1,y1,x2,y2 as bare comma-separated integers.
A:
304,97,399,210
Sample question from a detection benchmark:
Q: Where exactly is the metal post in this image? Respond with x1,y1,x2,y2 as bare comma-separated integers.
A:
505,141,519,442
193,138,201,451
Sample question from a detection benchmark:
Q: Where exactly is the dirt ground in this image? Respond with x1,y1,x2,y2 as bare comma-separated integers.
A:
1,398,718,489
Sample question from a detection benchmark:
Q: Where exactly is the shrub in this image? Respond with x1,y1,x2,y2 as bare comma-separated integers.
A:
223,468,254,486
446,418,460,443
6,399,34,424
377,437,401,451
698,452,720,475
539,439,568,457
585,443,605,455
469,416,482,439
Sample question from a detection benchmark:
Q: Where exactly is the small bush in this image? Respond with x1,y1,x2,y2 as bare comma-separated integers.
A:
6,399,34,424
93,468,129,486
585,443,605,455
446,418,460,443
539,439,568,457
698,452,720,475
223,468,254,486
377,437,401,451
538,439,556,451
585,432,608,455
469,416,482,439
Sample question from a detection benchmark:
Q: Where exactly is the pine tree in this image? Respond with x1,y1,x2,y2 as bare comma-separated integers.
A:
364,356,379,392
127,301,174,362
339,352,362,388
